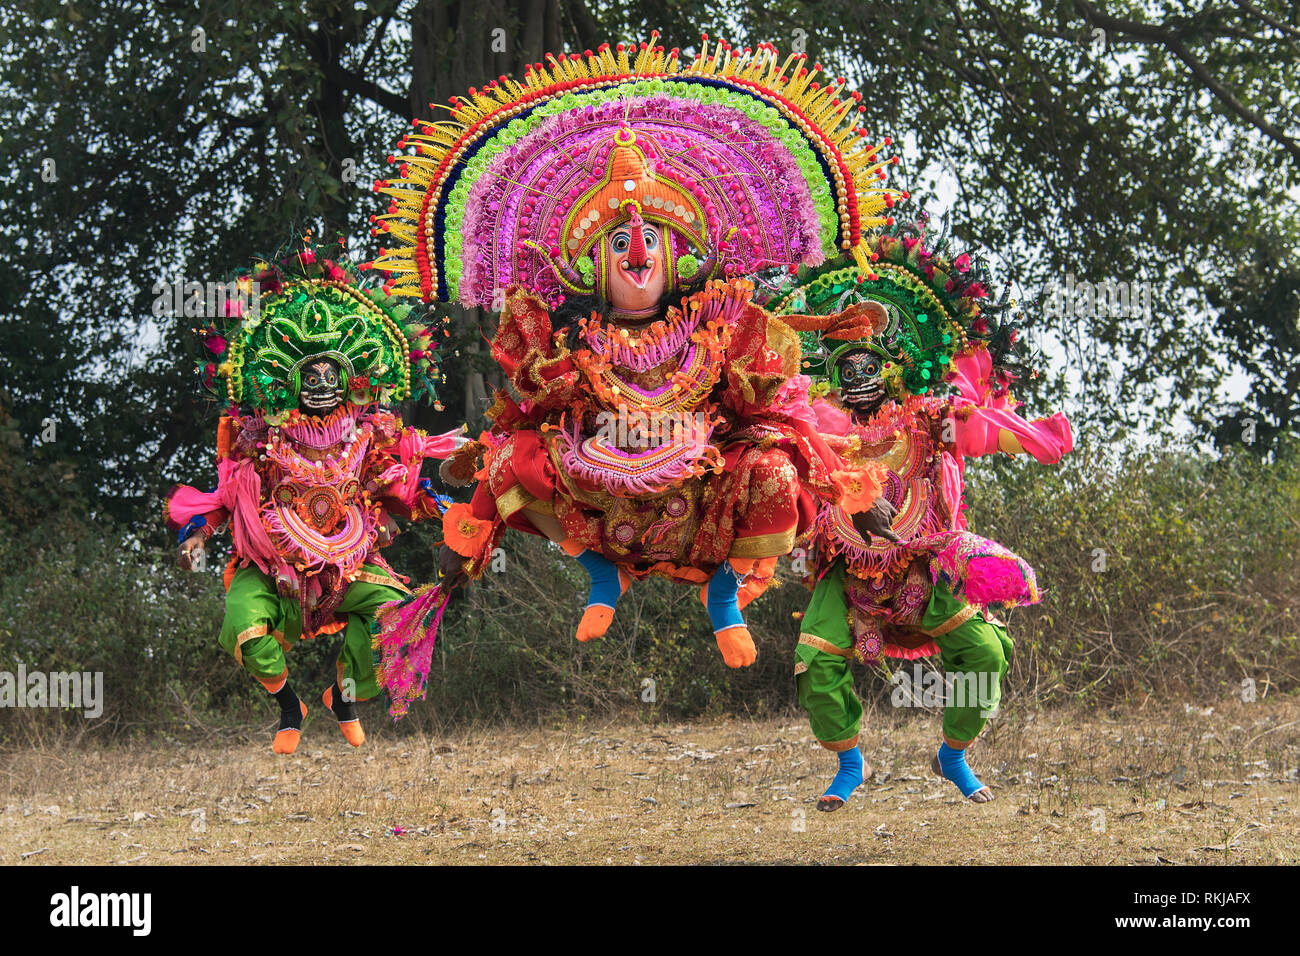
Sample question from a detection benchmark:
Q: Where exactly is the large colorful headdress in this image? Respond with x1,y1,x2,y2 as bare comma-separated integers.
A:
760,225,1022,399
367,34,905,307
193,246,447,422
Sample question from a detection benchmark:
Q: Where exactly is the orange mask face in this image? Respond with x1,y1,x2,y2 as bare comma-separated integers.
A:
604,221,666,313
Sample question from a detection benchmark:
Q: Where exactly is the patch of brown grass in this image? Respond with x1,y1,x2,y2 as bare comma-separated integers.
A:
1,696,1297,865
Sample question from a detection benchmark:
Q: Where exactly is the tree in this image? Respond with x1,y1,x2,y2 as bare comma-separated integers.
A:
1,0,1297,539
0,0,608,529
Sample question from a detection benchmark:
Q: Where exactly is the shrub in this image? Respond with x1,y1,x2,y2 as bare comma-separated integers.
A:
2,441,1296,741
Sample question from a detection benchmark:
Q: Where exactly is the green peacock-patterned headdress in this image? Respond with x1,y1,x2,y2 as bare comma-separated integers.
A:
192,243,447,422
759,221,1024,399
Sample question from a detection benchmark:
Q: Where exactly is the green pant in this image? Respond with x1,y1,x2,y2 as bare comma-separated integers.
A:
218,565,406,701
796,560,1013,747
922,585,1013,742
795,561,862,749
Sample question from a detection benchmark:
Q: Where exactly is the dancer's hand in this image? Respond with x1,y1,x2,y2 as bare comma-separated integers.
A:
177,533,206,570
715,626,758,668
853,496,900,543
823,301,890,341
438,544,469,589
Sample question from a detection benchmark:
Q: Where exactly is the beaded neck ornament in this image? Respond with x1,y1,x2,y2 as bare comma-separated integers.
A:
367,33,905,308
573,279,747,415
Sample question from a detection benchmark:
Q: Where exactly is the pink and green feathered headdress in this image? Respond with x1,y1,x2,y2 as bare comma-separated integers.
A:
367,33,906,307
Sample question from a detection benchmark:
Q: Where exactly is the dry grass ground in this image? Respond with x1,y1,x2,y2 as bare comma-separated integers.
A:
2,695,1297,865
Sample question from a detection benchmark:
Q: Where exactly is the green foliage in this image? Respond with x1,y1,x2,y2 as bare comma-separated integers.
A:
967,440,1300,704
0,513,253,740
4,442,1297,741
0,0,420,525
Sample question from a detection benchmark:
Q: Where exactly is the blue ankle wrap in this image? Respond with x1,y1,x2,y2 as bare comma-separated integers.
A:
937,742,986,797
821,747,865,804
575,549,622,609
705,561,745,633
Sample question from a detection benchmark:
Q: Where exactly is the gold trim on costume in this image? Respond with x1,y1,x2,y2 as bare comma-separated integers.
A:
496,485,538,519
820,733,861,753
924,604,978,638
764,315,802,377
355,571,412,593
793,661,808,676
859,428,915,475
233,624,268,667
797,633,854,658
729,528,796,558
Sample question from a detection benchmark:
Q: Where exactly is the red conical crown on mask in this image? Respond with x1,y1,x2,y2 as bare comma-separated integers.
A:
564,129,708,263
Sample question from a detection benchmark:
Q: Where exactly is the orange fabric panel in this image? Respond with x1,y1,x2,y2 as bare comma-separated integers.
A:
216,415,236,462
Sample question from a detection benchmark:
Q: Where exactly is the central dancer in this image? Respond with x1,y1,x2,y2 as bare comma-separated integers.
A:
369,37,902,665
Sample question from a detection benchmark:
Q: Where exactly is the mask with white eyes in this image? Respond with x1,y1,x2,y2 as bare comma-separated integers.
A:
835,350,887,418
299,358,343,415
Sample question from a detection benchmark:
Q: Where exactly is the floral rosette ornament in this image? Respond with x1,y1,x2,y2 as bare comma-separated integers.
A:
441,502,494,561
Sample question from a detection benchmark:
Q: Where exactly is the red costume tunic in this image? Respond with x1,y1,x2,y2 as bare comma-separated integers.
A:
444,279,883,586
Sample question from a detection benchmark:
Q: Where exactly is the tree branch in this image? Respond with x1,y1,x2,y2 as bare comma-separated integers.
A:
1233,0,1300,41
324,63,410,119
1074,0,1300,164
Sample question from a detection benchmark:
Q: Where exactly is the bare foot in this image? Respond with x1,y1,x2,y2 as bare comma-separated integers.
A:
816,795,845,812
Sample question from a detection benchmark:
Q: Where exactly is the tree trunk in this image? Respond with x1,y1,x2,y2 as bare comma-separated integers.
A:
406,0,599,430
